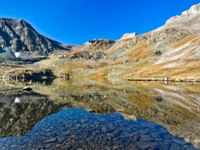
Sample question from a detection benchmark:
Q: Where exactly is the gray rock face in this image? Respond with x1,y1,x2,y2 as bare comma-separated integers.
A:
157,3,200,34
0,18,69,55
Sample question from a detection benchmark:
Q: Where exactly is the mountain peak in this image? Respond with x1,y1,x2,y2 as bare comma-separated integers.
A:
182,3,200,16
154,3,200,34
0,18,69,56
166,3,200,25
0,18,27,24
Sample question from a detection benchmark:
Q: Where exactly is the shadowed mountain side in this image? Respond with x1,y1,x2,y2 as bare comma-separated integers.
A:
0,18,70,56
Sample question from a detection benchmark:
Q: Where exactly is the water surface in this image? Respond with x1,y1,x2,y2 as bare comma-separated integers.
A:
0,79,200,149
0,109,197,150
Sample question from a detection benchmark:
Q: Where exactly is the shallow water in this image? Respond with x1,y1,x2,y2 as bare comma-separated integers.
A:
0,79,200,149
0,109,197,150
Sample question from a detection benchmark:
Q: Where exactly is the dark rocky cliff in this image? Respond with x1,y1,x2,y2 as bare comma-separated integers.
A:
0,18,70,55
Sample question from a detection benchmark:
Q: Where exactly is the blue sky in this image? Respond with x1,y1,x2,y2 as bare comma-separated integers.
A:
0,0,199,44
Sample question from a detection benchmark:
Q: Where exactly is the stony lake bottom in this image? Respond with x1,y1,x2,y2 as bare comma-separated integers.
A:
0,78,200,150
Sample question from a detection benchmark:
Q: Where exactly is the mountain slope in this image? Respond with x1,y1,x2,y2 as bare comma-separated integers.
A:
91,3,200,81
0,18,69,55
3,3,200,82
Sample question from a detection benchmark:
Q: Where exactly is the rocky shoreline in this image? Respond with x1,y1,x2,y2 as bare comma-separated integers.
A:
127,78,200,83
0,69,70,83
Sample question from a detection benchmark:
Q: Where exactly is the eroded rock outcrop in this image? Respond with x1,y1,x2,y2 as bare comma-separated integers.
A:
120,32,137,40
87,39,115,51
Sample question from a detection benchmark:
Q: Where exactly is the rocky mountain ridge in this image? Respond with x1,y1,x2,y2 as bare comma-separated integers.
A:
0,18,70,56
159,3,200,34
1,3,200,81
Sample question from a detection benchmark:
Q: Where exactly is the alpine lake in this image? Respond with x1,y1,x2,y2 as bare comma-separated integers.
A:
0,77,200,150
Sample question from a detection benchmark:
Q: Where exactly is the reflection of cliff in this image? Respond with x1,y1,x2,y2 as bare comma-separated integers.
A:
0,89,69,138
0,109,196,150
29,79,200,148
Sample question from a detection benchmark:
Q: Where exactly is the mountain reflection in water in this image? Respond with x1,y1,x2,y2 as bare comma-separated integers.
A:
0,79,200,149
0,108,197,150
0,89,70,138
